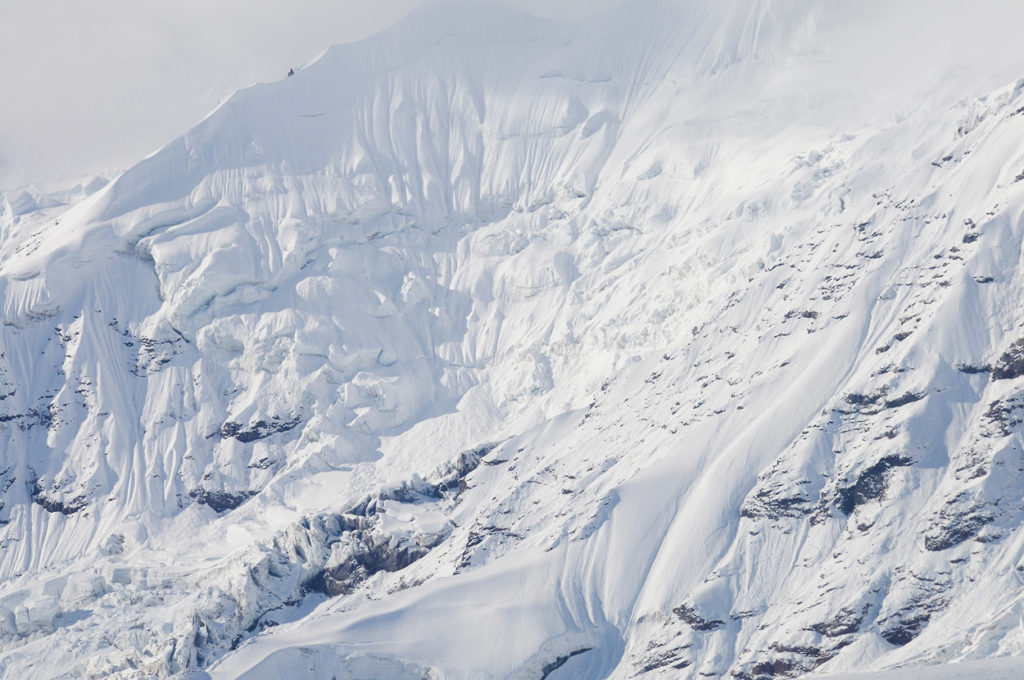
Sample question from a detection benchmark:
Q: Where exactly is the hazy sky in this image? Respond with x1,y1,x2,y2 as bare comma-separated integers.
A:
0,0,624,189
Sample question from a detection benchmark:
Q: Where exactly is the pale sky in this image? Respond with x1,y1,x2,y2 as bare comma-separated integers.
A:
0,0,625,190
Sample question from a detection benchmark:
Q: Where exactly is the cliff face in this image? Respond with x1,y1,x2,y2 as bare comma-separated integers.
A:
4,1,1024,678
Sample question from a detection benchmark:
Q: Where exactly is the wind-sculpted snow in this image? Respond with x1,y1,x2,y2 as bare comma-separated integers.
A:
5,0,1024,678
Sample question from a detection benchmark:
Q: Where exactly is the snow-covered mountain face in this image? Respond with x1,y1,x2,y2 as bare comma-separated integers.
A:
5,1,1024,678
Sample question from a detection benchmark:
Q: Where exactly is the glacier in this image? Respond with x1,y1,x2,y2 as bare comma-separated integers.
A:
4,0,1024,678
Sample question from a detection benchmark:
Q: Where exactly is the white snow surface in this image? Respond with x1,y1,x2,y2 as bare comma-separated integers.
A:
812,657,1024,680
5,1,1024,678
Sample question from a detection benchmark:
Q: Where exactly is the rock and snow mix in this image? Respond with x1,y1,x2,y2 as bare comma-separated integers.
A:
4,0,1024,678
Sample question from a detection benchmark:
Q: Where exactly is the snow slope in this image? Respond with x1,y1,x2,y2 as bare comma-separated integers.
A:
5,0,1024,678
815,657,1024,680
